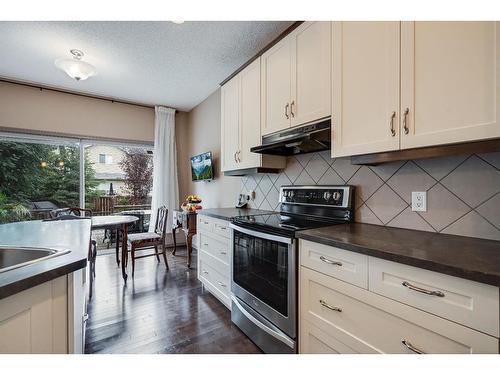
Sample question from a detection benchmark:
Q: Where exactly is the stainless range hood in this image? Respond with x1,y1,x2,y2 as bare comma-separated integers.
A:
250,119,331,156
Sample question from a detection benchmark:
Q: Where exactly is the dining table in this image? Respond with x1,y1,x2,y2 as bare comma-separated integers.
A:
91,215,138,281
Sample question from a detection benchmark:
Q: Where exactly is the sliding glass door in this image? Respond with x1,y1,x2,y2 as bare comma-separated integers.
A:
0,134,82,223
0,133,153,224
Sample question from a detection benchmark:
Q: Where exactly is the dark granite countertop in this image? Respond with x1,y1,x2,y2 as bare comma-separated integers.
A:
296,223,500,287
0,219,91,299
197,208,275,221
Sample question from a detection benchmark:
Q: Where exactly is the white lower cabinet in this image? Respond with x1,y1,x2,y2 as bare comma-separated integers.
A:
0,270,87,354
299,240,499,354
197,215,232,310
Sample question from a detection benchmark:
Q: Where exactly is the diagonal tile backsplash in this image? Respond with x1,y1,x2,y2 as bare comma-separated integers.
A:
240,151,500,241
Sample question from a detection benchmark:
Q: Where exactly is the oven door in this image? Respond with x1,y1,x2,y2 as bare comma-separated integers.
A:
230,223,296,339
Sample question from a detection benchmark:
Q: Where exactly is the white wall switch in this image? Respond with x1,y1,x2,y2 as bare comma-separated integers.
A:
411,191,427,212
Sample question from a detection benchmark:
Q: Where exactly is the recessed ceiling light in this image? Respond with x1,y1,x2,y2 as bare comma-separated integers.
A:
55,49,97,81
171,21,185,24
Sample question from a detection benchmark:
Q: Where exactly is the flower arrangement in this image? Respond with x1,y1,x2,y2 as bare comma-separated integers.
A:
181,195,202,212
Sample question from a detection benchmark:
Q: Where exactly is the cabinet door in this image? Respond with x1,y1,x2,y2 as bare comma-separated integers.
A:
290,21,331,127
261,37,292,136
0,277,68,353
332,22,400,158
401,22,500,149
221,77,240,171
239,58,262,169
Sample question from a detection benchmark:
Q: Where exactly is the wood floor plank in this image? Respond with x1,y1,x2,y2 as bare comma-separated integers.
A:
85,247,261,354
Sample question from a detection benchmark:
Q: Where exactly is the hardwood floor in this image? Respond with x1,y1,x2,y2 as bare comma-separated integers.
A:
85,246,261,354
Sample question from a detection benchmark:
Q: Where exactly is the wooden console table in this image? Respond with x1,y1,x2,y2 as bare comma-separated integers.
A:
172,210,197,268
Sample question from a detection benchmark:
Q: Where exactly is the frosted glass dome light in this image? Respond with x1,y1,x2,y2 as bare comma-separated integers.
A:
55,49,96,81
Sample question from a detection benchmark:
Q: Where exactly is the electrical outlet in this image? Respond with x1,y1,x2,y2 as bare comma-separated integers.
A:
411,191,427,212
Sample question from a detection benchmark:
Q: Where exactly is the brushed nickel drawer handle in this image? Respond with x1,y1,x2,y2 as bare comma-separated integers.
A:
320,256,342,267
220,251,227,255
290,100,295,118
402,281,445,297
390,111,396,136
217,281,227,288
403,107,410,135
204,221,209,225
202,270,209,275
319,299,342,312
203,243,209,246
401,339,425,354
285,103,290,119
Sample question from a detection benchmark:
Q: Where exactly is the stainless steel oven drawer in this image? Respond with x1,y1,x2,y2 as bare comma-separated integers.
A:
231,295,296,354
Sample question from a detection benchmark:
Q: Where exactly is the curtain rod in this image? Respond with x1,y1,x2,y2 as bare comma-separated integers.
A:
0,77,162,110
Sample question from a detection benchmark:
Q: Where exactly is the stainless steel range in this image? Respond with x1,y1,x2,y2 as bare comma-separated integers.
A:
229,185,354,353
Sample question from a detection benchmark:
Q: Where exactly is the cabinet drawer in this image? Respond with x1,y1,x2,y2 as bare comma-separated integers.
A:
300,267,498,353
199,256,230,305
368,257,500,337
299,240,368,289
300,319,360,354
199,232,230,266
213,220,231,239
198,215,213,233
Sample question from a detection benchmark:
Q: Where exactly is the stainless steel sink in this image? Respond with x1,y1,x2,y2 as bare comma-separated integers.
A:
0,246,71,273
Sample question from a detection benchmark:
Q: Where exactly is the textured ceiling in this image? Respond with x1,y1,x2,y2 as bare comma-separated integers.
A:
0,21,294,111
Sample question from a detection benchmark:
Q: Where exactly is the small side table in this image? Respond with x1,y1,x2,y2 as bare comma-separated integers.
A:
172,210,197,268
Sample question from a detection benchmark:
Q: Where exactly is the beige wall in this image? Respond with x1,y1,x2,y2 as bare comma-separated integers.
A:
177,89,240,209
0,81,155,142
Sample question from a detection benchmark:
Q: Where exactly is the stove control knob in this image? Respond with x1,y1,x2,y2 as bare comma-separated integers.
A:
332,192,341,201
323,192,332,201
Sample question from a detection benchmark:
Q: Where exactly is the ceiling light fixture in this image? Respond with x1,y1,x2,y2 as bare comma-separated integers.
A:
171,21,185,24
55,49,96,81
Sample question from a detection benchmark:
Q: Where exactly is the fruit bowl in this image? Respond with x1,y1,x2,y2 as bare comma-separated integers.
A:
182,195,202,212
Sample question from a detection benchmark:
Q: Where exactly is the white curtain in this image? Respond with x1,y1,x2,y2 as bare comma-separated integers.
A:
149,106,178,235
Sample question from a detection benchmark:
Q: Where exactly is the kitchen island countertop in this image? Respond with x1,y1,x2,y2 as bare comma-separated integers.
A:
0,219,90,299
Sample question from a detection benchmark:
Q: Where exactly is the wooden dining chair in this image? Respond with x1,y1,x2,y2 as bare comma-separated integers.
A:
127,206,169,277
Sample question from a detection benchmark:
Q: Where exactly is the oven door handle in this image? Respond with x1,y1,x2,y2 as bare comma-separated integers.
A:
229,223,293,244
231,295,295,349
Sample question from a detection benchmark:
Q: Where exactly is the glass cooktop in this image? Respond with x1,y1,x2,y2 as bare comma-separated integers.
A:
232,213,346,238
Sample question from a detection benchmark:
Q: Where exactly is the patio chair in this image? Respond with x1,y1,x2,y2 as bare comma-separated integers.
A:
44,208,97,299
127,206,169,277
93,196,116,247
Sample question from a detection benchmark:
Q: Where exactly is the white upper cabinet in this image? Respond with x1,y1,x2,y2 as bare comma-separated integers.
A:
291,21,332,127
261,22,332,136
221,77,240,172
261,37,292,136
400,21,500,149
332,22,401,157
238,58,262,169
221,58,285,172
